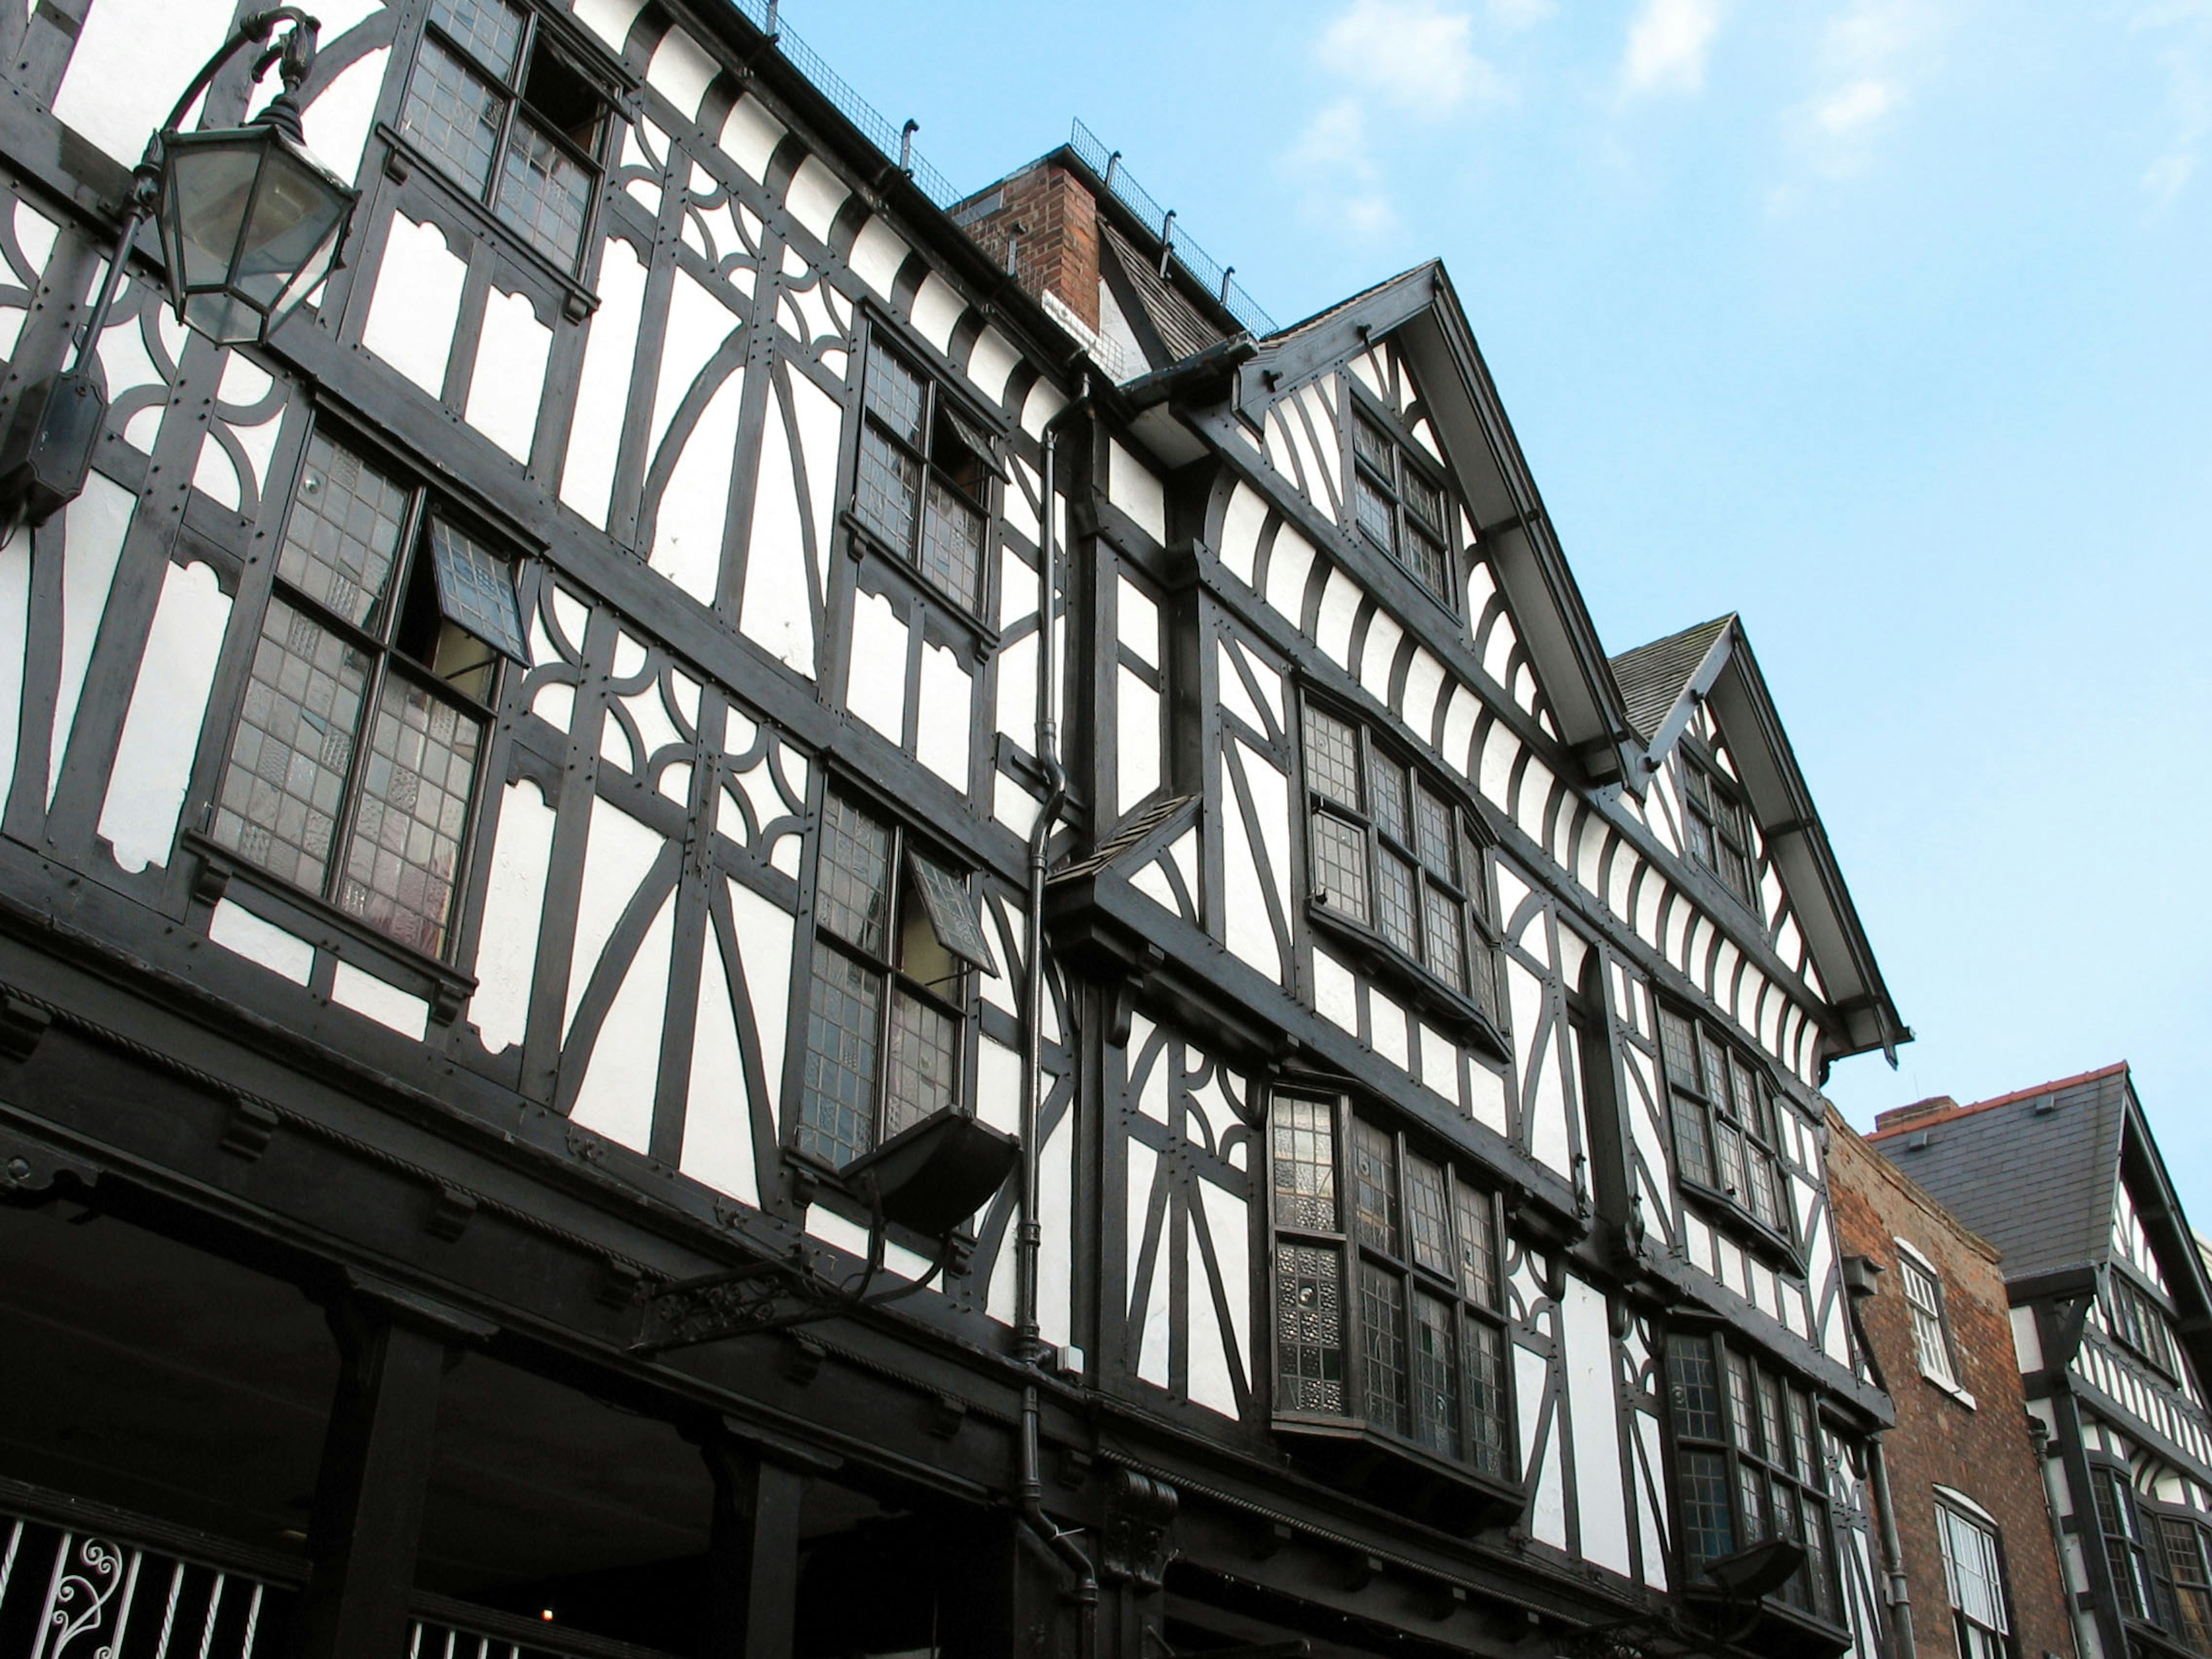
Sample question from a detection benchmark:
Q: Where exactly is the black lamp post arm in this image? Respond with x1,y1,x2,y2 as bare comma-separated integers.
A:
66,7,322,371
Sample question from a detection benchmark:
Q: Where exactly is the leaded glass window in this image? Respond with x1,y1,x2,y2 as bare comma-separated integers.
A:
2162,1517,2212,1654
797,793,987,1168
1658,1005,1794,1246
1348,404,1453,604
399,0,606,270
854,336,995,613
1679,745,1756,907
2106,1269,2185,1380
2094,1469,2160,1626
1268,1096,1512,1480
211,430,521,959
1299,700,1501,1025
1665,1330,1840,1621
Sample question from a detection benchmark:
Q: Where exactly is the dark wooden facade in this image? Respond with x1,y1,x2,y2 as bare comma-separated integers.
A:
0,2,1912,1654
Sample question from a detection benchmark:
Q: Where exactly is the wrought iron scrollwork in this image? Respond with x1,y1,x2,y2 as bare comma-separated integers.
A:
46,1533,126,1657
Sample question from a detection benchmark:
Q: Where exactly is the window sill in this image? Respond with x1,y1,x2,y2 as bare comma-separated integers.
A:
1305,900,1509,1060
1681,1586,1853,1659
1272,1413,1521,1536
1677,1177,1804,1275
1920,1370,1978,1410
185,832,476,1025
1349,522,1459,624
842,510,1002,663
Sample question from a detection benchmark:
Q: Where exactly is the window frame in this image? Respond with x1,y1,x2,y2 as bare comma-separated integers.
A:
846,320,1002,626
2157,1510,2212,1656
2105,1266,2186,1382
1656,1002,1799,1256
793,787,988,1173
2093,1463,2171,1631
396,0,611,273
1344,383,1459,611
1933,1494,2016,1659
205,421,522,966
1662,1326,1843,1628
1267,1091,1516,1491
1676,740,1758,911
1895,1240,1969,1397
1296,694,1505,1044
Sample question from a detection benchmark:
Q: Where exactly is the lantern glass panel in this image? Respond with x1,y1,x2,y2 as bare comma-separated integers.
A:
237,143,349,305
169,142,262,289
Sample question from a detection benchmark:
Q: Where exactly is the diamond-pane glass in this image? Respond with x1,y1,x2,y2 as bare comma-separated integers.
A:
1272,1099,1338,1232
1658,1008,1699,1089
338,675,482,955
277,434,409,630
212,597,371,892
1403,467,1445,533
402,36,503,195
1302,706,1361,808
1352,471,1393,549
1274,1243,1346,1414
1726,1351,1759,1453
1360,1266,1408,1434
427,518,527,662
1310,813,1369,921
1403,524,1449,597
885,987,956,1139
497,114,593,267
1354,412,1393,475
798,946,881,1168
816,794,891,953
907,853,993,972
429,0,524,77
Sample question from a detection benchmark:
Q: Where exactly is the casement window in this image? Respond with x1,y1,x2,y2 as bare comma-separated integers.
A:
2105,1269,2184,1380
2160,1516,2212,1654
209,430,527,959
1657,1006,1793,1245
1664,1331,1839,1623
1300,702,1501,1027
853,335,996,615
1269,1095,1512,1481
1935,1499,2013,1659
1897,1246,1964,1391
1678,746,1755,907
398,0,607,270
1350,404,1452,604
2093,1468,2165,1626
796,792,996,1169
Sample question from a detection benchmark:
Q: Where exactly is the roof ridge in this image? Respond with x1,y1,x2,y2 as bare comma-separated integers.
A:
1865,1059,2131,1141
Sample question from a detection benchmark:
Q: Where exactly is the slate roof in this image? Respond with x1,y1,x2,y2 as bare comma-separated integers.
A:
1609,616,1733,743
1866,1062,2130,1283
1257,262,1438,345
1100,224,1226,366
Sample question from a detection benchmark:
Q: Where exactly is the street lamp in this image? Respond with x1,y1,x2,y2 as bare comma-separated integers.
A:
0,7,359,528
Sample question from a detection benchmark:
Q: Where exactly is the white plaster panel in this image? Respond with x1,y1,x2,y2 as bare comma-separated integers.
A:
565,796,664,1035
1263,526,1315,623
1107,439,1165,544
1117,668,1160,813
570,889,674,1152
571,0,647,50
470,778,556,1054
1563,1274,1632,1574
561,237,647,529
965,326,1020,409
1313,949,1358,1035
784,158,849,245
1128,1137,1168,1385
1370,990,1409,1071
1020,376,1067,440
54,0,233,166
466,287,552,463
1478,719,1520,810
1219,480,1267,585
1118,577,1160,668
331,960,429,1040
0,530,28,821
362,215,464,398
646,26,718,120
1418,1023,1457,1104
1400,650,1445,743
737,379,816,678
1313,568,1361,668
99,558,229,872
845,588,907,743
909,272,965,354
1527,1346,1569,1548
916,641,972,790
1194,1177,1249,1418
650,363,744,602
717,95,784,183
1357,609,1401,706
209,899,313,985
679,928,758,1206
1039,1100,1074,1349
50,471,134,804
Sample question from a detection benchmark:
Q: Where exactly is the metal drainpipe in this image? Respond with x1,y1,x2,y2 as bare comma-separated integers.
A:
1017,372,1097,1652
1867,1435,1918,1659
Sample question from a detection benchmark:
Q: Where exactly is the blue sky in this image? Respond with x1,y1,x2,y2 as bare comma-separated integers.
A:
788,1,2212,1218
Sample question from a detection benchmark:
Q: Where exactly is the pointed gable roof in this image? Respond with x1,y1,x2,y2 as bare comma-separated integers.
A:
1612,616,1734,744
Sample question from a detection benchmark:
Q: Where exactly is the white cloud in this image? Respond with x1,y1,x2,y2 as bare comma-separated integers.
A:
1789,0,1945,178
1316,0,1506,116
1623,0,1725,96
2135,4,2212,205
1488,0,1554,30
1283,98,1398,237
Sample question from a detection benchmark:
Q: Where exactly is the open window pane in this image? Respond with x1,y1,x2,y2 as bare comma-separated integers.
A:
1309,813,1370,922
427,519,528,662
1351,1120,1399,1255
1411,1292,1460,1459
905,853,996,974
1302,706,1361,809
1403,1154,1452,1277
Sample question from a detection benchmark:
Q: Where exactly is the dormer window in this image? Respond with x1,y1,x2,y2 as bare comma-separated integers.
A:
1350,406,1452,605
399,0,608,270
1679,745,1755,907
2104,1268,2183,1381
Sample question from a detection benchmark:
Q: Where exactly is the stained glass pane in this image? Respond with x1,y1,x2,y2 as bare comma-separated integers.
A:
816,794,891,953
1361,1266,1408,1433
1351,1119,1399,1256
1453,1183,1497,1309
1272,1098,1339,1232
919,477,986,609
856,427,921,551
427,519,527,662
1412,1293,1460,1459
798,947,881,1168
1404,1154,1452,1276
1310,812,1370,922
1668,1334,1722,1440
338,675,482,955
1375,847,1418,956
2162,1520,2212,1653
429,0,524,77
497,113,593,267
885,987,956,1138
1302,706,1362,809
278,433,409,629
1275,1243,1347,1414
211,597,372,893
401,36,504,196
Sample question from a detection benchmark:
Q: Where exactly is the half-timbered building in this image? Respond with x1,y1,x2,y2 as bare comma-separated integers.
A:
1873,1067,2212,1659
0,1,1911,1653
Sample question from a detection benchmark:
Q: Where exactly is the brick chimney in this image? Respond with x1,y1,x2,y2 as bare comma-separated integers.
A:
1874,1096,1958,1134
953,160,1101,331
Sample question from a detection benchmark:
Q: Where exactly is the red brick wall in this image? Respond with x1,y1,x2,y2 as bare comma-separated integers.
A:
957,162,1100,330
1827,1109,2077,1659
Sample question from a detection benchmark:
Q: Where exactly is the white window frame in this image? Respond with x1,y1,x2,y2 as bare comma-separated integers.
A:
1895,1238,1976,1407
1934,1490,2012,1659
